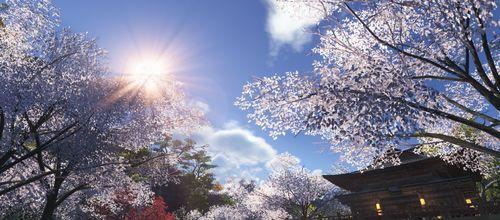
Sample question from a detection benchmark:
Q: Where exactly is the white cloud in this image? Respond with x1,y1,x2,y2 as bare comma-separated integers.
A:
264,0,327,56
193,121,278,180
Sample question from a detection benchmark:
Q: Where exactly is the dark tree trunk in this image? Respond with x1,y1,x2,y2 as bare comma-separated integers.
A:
40,190,59,220
301,205,309,220
40,171,66,220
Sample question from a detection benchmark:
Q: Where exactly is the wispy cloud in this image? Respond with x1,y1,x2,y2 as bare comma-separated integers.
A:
264,0,327,56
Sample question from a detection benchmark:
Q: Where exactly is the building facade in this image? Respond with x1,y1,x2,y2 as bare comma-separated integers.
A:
323,150,482,219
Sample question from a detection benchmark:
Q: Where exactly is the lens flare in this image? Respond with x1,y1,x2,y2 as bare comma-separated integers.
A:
123,58,172,99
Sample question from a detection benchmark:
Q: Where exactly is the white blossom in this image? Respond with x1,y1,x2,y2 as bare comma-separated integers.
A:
237,0,500,173
0,0,205,218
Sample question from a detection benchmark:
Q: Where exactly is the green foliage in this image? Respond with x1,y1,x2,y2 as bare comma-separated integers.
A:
420,122,481,156
130,173,149,182
117,135,232,216
153,141,232,215
455,122,480,142
22,141,37,151
483,160,500,202
156,172,232,215
120,147,151,161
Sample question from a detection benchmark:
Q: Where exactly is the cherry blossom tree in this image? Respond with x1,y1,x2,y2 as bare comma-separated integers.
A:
192,188,289,220
192,153,347,220
254,153,347,219
236,0,500,172
0,0,205,218
213,178,288,220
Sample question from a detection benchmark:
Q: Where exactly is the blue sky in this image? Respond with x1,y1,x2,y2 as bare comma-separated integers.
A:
54,0,340,181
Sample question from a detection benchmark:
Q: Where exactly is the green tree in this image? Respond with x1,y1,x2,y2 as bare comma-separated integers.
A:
153,141,232,218
478,160,500,215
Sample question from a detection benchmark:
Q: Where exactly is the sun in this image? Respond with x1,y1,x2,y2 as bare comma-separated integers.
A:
106,57,178,105
126,58,170,97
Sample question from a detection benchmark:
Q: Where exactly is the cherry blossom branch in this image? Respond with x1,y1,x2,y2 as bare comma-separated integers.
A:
335,88,500,140
0,149,15,168
23,112,47,172
0,169,58,195
54,183,90,207
442,95,500,127
36,52,78,76
465,38,497,92
0,107,4,141
343,2,500,110
471,4,500,87
407,132,500,157
0,121,79,174
404,100,500,139
342,3,462,77
73,149,187,174
412,75,466,82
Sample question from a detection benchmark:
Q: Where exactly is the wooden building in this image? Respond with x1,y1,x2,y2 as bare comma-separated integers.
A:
323,150,482,219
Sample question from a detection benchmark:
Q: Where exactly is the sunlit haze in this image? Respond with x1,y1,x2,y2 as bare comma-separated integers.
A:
127,58,170,96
